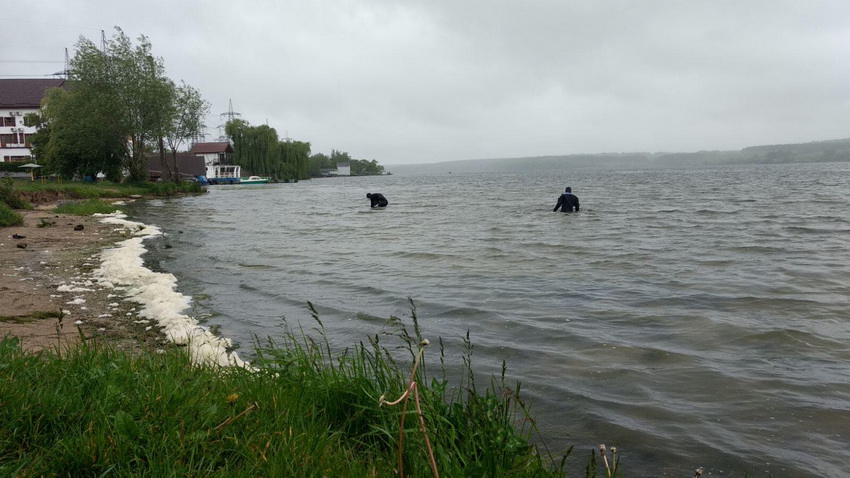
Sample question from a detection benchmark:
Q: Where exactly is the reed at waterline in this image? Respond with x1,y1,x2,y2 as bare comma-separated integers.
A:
0,305,605,477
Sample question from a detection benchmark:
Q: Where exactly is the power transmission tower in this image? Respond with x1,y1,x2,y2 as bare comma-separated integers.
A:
217,99,241,142
51,48,71,77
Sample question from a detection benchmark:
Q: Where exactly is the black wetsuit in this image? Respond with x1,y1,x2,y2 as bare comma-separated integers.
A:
369,193,389,208
553,193,580,212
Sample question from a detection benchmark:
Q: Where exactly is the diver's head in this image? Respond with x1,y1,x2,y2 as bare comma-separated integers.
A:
366,193,372,198
565,187,572,193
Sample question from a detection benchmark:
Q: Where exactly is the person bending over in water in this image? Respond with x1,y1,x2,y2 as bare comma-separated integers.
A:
553,186,580,212
367,192,389,208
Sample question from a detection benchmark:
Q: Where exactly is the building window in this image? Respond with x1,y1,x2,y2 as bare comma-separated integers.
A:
1,117,15,127
0,133,16,145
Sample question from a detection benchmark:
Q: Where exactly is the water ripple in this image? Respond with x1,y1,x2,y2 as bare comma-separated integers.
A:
130,162,850,477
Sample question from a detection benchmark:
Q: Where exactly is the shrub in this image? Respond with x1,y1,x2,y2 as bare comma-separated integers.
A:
54,199,120,215
0,178,28,209
133,180,204,196
0,202,24,227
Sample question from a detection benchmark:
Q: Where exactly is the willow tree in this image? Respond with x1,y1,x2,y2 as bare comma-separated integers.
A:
279,140,311,180
226,120,280,177
226,119,311,181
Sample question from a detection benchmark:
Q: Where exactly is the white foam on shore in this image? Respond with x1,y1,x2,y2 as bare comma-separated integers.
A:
57,284,94,292
93,212,248,368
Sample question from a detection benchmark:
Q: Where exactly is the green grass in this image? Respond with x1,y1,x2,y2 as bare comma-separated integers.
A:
54,199,121,215
0,311,62,324
0,202,24,227
0,306,595,477
9,179,204,200
0,178,32,209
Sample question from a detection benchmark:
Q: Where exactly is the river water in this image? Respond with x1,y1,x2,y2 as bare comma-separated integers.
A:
126,162,850,477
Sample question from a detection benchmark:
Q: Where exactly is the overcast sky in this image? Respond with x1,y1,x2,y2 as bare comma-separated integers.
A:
4,1,849,165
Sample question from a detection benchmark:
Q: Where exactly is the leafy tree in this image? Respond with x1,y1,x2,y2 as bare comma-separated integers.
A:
35,88,124,180
308,150,384,176
330,149,352,165
308,153,332,176
350,158,384,175
279,140,311,180
226,120,311,182
163,82,209,182
70,28,175,181
35,27,207,182
226,119,279,177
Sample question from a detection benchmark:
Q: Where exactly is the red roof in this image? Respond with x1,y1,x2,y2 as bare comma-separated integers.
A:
189,142,233,154
0,79,66,108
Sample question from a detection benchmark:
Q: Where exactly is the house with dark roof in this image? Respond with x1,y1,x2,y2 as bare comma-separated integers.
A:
189,141,243,180
0,78,65,162
146,153,207,182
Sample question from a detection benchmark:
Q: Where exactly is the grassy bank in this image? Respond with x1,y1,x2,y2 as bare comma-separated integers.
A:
1,177,203,209
0,178,203,226
0,309,614,477
53,198,122,215
0,202,23,226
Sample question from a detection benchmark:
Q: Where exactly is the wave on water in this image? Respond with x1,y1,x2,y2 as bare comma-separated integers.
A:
237,262,275,269
785,225,850,234
92,212,248,368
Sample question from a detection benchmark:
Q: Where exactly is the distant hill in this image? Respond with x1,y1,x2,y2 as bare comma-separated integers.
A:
387,138,850,175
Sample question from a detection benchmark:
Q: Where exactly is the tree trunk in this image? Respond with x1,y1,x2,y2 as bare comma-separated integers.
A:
158,136,174,182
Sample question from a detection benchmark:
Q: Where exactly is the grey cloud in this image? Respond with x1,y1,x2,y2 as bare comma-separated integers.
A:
6,0,850,164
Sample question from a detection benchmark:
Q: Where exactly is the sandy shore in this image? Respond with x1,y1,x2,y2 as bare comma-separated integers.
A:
0,205,167,354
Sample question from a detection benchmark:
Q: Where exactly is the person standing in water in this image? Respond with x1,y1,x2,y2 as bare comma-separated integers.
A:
367,192,389,208
553,187,580,212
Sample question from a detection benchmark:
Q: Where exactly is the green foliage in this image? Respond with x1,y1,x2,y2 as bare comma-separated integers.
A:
54,199,120,215
350,158,385,175
0,178,30,209
37,27,209,183
162,83,210,182
134,180,204,196
37,87,125,181
308,152,333,176
226,119,311,181
5,180,203,202
309,149,384,176
0,202,24,227
279,140,311,181
0,309,581,476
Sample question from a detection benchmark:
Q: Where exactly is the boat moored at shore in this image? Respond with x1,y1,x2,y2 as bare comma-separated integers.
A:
239,176,270,184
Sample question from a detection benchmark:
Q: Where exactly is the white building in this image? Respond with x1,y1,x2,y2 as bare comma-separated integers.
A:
189,141,241,181
0,79,65,163
335,162,351,176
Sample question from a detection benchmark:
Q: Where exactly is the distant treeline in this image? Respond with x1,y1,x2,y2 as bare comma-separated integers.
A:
226,119,311,181
223,123,386,181
308,150,384,176
390,138,850,174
